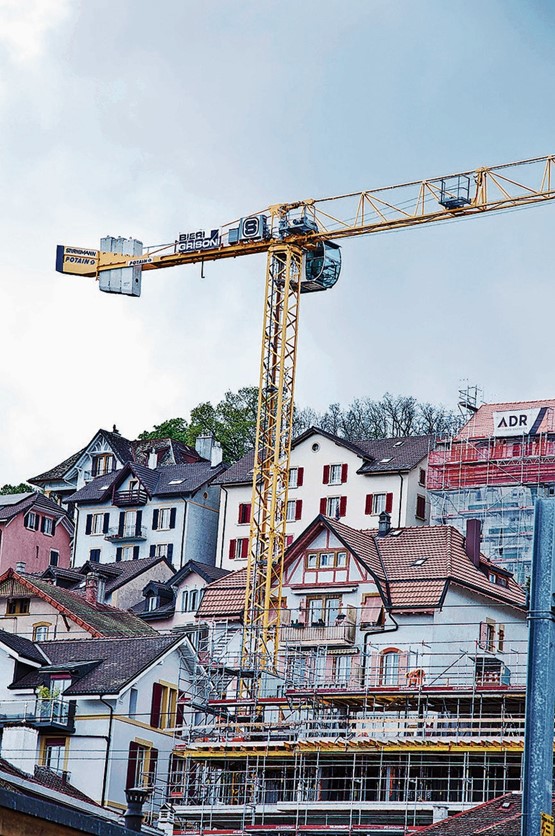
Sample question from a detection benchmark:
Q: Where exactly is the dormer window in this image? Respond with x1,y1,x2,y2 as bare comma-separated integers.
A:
146,595,158,612
92,454,115,478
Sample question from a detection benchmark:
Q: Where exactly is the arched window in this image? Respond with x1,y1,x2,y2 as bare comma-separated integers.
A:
33,623,51,642
380,649,400,686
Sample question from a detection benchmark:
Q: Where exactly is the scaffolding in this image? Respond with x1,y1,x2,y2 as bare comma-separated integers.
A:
428,433,555,583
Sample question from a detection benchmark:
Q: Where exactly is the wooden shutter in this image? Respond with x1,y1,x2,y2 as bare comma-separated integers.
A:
126,741,139,789
386,493,393,513
297,467,304,486
367,653,380,687
133,545,140,560
150,683,163,727
339,496,347,517
169,508,177,529
40,516,47,533
365,494,373,515
103,513,110,534
118,512,125,536
149,544,156,558
135,510,143,536
148,747,158,785
34,515,40,531
398,651,409,686
229,540,236,560
241,538,249,559
323,465,330,484
90,549,100,563
85,514,92,535
116,547,122,562
416,495,426,519
320,498,327,515
341,463,348,483
479,622,488,649
295,500,303,521
152,509,159,530
167,543,174,562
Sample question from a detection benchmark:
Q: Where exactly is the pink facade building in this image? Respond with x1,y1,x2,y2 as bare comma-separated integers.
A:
0,492,73,574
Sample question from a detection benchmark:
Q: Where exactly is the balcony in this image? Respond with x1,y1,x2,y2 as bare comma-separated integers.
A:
113,489,148,507
281,620,356,647
0,698,75,733
105,525,147,542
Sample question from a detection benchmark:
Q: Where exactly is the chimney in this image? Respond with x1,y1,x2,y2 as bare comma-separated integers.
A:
465,518,481,567
211,440,223,467
124,787,151,832
378,511,391,537
195,433,214,462
84,571,99,605
15,562,25,575
148,448,158,469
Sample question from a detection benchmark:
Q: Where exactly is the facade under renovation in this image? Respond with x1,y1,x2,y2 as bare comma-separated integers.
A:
163,513,527,835
428,399,555,584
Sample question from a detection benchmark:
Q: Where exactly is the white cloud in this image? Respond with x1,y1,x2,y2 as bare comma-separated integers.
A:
0,0,70,63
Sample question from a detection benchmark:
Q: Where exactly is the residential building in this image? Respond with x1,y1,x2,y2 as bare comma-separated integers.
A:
0,492,73,574
215,427,433,571
66,459,226,570
169,513,527,834
42,554,175,610
28,426,217,507
0,629,204,821
0,567,156,641
428,398,555,583
418,790,530,835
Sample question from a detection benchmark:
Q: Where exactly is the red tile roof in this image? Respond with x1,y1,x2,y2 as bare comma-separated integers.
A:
456,399,555,440
418,792,527,834
196,568,247,619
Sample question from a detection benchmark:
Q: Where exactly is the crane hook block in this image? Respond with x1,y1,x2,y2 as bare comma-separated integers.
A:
301,240,341,293
98,236,143,297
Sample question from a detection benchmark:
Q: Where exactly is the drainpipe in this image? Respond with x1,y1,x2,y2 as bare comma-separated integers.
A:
179,499,187,569
397,473,404,528
521,498,555,836
218,486,229,569
99,694,114,807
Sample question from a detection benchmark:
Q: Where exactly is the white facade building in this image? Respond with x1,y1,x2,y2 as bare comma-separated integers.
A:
215,427,433,571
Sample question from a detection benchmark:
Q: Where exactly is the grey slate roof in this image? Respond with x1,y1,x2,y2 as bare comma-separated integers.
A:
11,635,183,695
171,560,229,587
0,492,73,527
65,460,227,504
28,447,87,485
133,561,229,621
0,629,46,665
215,428,434,485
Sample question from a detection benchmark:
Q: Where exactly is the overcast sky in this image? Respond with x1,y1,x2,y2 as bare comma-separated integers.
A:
1,0,555,483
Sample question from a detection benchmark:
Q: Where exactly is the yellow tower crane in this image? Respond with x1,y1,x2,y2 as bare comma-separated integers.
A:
57,154,555,684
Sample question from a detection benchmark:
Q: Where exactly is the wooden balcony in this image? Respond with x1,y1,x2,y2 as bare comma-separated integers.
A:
281,621,356,647
113,489,148,507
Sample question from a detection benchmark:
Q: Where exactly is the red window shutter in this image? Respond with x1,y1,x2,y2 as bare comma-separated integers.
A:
286,534,294,547
295,500,303,521
365,494,373,515
341,463,348,483
238,503,251,524
416,495,426,519
229,540,236,560
150,682,163,728
320,498,327,515
126,741,139,789
237,505,243,524
386,493,393,513
339,496,347,517
323,465,330,484
241,538,249,559
297,467,304,486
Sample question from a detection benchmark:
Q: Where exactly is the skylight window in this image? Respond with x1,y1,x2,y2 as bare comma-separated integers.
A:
390,529,403,536
412,557,428,566
380,457,393,463
100,485,109,490
169,479,184,485
393,440,405,447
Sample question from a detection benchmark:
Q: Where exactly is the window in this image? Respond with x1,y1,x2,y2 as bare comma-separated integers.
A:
416,494,426,520
150,682,178,729
92,453,115,477
181,591,188,612
126,741,158,789
33,623,50,641
116,545,138,561
320,496,347,518
49,550,59,567
286,499,302,522
419,468,426,486
89,548,101,563
238,503,251,525
380,651,400,686
288,467,304,488
91,513,106,536
479,620,496,653
332,654,352,685
229,538,249,560
306,596,342,626
152,507,176,531
323,464,348,485
129,687,138,719
365,493,394,515
498,624,505,653
146,595,158,612
24,512,39,531
6,598,29,614
42,737,66,772
306,550,348,570
41,517,54,536
150,543,174,561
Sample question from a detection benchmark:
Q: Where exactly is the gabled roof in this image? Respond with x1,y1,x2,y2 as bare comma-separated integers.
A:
196,568,248,620
0,629,47,665
133,561,229,621
65,460,226,505
171,560,229,587
0,492,74,534
77,555,175,595
28,447,87,485
456,398,555,441
418,791,527,834
11,634,184,696
215,427,433,485
0,569,156,637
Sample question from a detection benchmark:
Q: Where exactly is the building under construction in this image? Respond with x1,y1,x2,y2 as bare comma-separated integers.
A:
162,515,528,835
428,399,555,584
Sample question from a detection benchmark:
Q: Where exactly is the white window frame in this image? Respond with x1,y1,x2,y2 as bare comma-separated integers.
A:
91,513,105,536
42,517,54,536
372,494,387,515
158,507,172,531
326,496,341,518
124,510,137,537
25,512,38,531
154,544,170,558
328,464,342,485
288,468,299,488
121,545,134,561
286,500,297,522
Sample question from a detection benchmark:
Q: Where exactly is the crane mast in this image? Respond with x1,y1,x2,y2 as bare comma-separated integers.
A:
56,154,555,683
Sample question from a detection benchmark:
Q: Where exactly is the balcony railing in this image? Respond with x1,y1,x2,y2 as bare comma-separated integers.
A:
105,525,147,542
0,698,75,732
281,622,356,647
113,489,148,507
